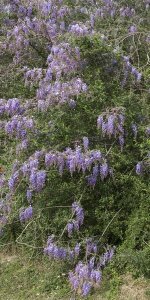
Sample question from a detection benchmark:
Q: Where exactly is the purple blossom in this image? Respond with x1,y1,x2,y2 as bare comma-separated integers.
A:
83,137,89,151
82,282,91,296
26,189,32,202
100,163,109,180
69,250,75,261
8,171,19,191
87,174,97,187
107,115,115,136
90,269,102,284
99,247,115,267
67,222,74,237
19,205,33,222
68,99,76,109
86,238,93,256
129,25,137,33
0,215,8,225
97,115,103,129
74,243,80,256
131,123,138,139
136,162,143,175
69,272,79,290
36,170,46,192
88,257,95,270
118,135,125,151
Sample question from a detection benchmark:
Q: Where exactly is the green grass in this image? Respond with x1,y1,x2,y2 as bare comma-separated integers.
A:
0,252,150,300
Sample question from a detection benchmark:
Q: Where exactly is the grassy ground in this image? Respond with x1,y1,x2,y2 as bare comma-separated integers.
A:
0,252,150,300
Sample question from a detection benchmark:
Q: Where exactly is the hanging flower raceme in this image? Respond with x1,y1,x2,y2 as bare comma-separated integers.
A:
136,154,150,175
97,108,125,150
122,56,142,84
69,245,115,297
19,205,33,222
66,202,84,237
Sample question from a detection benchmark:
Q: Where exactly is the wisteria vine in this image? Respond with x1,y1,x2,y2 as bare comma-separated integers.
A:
0,0,150,298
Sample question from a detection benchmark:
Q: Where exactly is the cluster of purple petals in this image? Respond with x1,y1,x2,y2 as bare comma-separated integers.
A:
4,115,34,139
7,151,45,193
99,247,115,267
16,139,28,154
0,199,11,214
87,162,112,187
136,162,143,175
6,0,71,63
69,23,90,36
44,235,80,261
97,110,125,150
0,98,24,116
29,169,46,192
0,215,8,226
68,245,115,296
7,21,30,60
37,77,87,110
45,144,111,186
86,238,98,256
67,202,84,237
120,6,135,17
136,158,150,175
23,67,43,87
19,205,33,222
92,0,117,19
47,43,81,77
131,123,138,139
69,260,102,296
34,42,87,109
128,25,137,33
9,0,33,18
123,56,142,83
40,0,70,20
8,170,20,191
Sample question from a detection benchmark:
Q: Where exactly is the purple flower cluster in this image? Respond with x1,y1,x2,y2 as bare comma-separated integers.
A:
0,98,24,116
93,0,117,19
0,214,8,224
29,170,46,192
69,23,89,36
131,123,138,139
23,67,43,87
99,247,115,267
19,205,33,222
8,170,20,191
69,244,115,296
136,156,150,175
44,235,80,261
129,25,137,33
45,144,111,186
67,202,84,237
97,108,125,150
120,6,135,17
69,260,101,296
4,115,34,139
86,238,98,256
123,56,142,83
44,235,67,260
37,77,87,110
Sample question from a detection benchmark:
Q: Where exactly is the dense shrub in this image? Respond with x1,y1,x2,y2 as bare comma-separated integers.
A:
0,0,150,297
